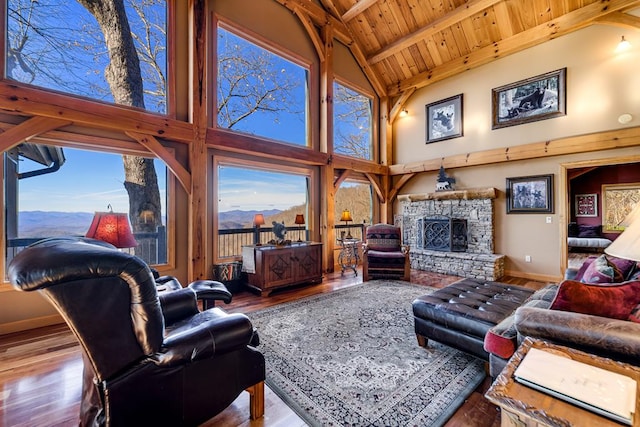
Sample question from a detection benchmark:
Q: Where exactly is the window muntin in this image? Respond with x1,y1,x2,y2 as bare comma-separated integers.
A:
6,0,168,113
333,81,373,160
217,163,310,258
216,25,308,146
4,145,171,268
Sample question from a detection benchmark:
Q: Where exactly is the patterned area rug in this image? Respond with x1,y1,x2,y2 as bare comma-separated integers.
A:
249,280,485,426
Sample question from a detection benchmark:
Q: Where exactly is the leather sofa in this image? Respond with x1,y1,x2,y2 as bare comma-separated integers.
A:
8,237,265,426
485,256,640,378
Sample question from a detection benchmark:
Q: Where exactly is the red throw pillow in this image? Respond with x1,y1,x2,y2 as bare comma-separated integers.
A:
550,279,640,321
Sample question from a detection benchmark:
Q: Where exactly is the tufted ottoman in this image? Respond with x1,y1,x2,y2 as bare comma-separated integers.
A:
412,278,534,360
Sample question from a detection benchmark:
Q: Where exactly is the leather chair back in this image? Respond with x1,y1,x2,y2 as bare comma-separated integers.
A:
8,237,164,381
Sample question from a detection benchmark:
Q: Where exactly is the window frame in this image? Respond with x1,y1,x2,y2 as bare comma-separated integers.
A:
211,153,317,264
332,76,377,162
1,140,177,291
2,0,176,117
212,16,313,149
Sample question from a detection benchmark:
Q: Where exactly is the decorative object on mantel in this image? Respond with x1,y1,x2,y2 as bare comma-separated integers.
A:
398,187,497,202
435,165,456,191
268,221,291,246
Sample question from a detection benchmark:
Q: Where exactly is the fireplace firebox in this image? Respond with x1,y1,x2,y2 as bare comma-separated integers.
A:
418,218,467,252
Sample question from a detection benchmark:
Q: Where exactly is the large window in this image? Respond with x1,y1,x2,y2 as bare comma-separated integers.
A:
335,181,373,241
4,145,171,269
216,162,310,258
333,81,373,160
6,0,167,113
216,24,309,146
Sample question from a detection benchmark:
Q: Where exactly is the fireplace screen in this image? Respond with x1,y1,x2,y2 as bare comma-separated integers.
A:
418,218,467,252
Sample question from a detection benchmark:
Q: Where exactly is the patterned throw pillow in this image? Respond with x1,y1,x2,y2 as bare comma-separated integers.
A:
550,279,640,321
581,254,623,284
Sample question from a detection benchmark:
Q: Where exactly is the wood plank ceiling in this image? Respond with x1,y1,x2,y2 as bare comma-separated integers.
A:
313,0,640,101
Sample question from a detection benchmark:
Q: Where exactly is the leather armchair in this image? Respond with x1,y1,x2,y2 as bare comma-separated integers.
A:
8,237,265,426
362,223,410,281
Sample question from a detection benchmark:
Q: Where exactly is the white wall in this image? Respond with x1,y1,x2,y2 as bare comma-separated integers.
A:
393,24,640,281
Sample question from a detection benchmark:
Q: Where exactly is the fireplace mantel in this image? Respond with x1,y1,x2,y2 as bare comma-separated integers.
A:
398,187,497,202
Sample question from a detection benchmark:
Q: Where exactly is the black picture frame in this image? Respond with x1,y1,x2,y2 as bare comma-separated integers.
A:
425,94,463,143
506,174,554,214
492,68,566,129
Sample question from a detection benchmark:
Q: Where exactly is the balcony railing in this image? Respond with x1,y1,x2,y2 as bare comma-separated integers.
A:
217,224,365,259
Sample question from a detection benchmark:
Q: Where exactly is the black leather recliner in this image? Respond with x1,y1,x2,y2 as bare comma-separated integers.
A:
8,237,265,426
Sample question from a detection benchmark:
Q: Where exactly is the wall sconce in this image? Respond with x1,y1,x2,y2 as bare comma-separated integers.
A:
253,213,265,246
400,108,408,117
294,214,305,242
86,205,137,248
340,209,353,239
616,35,631,52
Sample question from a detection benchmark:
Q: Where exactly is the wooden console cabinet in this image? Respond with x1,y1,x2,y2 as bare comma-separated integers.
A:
245,242,323,296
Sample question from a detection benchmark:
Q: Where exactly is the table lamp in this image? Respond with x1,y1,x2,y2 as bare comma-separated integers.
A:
340,209,353,239
294,214,305,242
605,202,640,261
253,213,265,246
86,205,137,248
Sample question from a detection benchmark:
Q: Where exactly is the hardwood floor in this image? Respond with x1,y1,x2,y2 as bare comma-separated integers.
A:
0,269,549,427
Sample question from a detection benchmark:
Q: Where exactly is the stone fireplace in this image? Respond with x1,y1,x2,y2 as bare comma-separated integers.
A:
398,188,505,281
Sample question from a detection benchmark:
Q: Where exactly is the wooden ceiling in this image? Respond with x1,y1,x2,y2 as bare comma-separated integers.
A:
283,0,640,102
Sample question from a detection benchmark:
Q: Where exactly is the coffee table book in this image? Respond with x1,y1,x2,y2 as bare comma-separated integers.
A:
486,338,640,427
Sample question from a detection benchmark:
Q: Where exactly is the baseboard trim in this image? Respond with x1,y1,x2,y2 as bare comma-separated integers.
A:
0,314,64,335
504,269,561,283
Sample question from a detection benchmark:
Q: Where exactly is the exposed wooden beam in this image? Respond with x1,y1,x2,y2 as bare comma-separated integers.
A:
331,153,388,175
334,169,352,189
365,172,385,203
292,6,325,58
387,0,640,97
595,11,640,30
126,131,192,194
0,82,194,143
367,0,502,65
388,172,415,204
389,126,640,175
389,88,415,123
342,0,377,22
275,0,387,96
0,116,71,153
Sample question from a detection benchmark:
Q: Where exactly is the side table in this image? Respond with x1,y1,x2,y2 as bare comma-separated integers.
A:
485,337,640,427
337,238,360,276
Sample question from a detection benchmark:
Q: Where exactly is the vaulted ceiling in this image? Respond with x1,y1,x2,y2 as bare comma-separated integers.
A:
278,0,640,104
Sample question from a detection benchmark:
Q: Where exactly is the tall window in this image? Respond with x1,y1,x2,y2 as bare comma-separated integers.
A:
6,0,168,113
333,81,373,160
335,181,373,241
4,146,171,268
216,25,309,146
217,163,310,258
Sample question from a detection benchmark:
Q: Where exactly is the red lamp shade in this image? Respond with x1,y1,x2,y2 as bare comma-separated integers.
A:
86,211,138,248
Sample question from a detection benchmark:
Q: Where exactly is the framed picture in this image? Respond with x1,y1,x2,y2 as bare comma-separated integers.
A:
506,174,554,214
492,68,566,129
575,193,598,217
426,94,463,143
602,183,640,232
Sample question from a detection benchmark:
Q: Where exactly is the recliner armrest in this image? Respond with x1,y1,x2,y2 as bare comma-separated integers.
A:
159,287,199,324
188,280,232,304
157,311,254,366
515,306,640,364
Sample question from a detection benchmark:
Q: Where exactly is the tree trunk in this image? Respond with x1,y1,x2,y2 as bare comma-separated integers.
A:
78,0,162,235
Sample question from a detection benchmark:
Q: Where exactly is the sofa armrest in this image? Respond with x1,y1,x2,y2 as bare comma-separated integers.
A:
515,306,640,363
158,287,199,324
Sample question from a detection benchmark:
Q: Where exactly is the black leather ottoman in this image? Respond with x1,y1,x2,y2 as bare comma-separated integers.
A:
412,278,534,360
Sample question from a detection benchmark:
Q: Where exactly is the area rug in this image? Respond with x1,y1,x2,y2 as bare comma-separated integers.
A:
248,280,485,426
